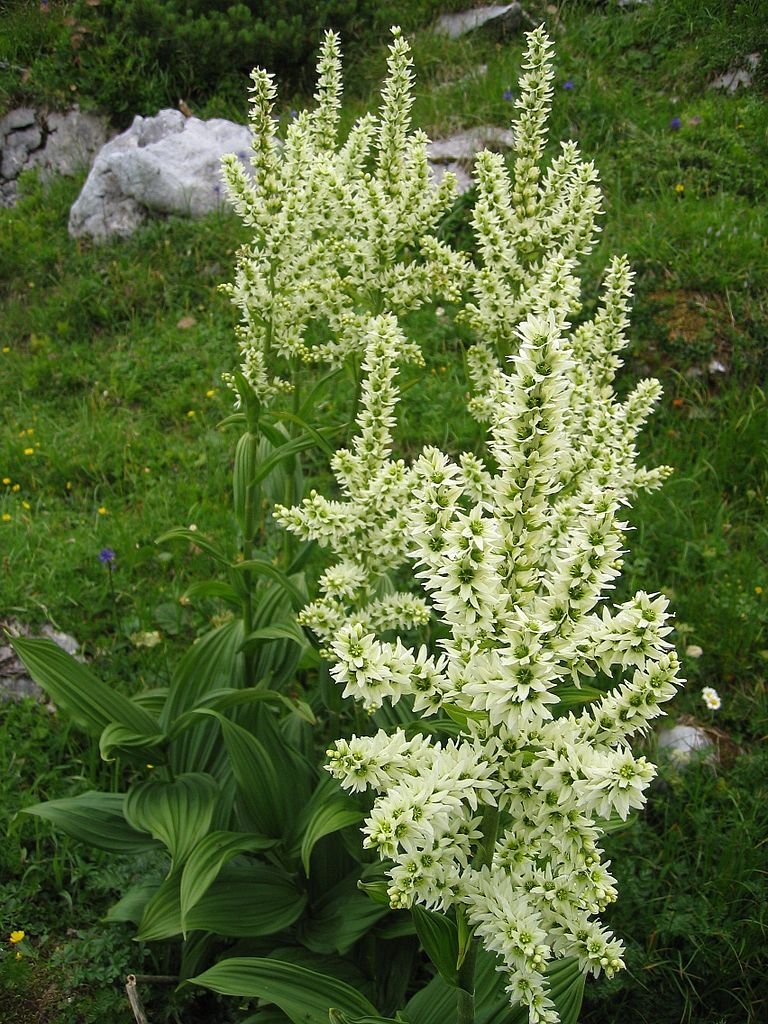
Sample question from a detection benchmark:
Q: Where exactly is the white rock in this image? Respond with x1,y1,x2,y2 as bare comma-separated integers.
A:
435,4,523,40
710,53,761,93
69,109,254,241
657,724,715,762
428,125,516,194
30,108,111,180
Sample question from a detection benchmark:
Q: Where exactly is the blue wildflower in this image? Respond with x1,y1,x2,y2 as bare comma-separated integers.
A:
99,548,116,565
670,116,682,131
563,79,574,91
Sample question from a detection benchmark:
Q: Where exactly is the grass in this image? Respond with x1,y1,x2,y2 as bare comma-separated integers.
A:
1,1,767,1020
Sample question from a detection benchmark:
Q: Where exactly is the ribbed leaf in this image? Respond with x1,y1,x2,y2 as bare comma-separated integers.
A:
250,427,337,485
411,905,460,987
299,875,390,956
22,791,159,853
231,558,307,610
183,580,241,607
136,873,182,941
189,957,378,1022
104,881,160,924
12,637,161,738
195,710,283,837
124,772,219,871
156,527,229,565
329,1014,398,1024
99,722,166,762
233,431,260,537
186,865,308,938
180,831,277,928
299,804,363,877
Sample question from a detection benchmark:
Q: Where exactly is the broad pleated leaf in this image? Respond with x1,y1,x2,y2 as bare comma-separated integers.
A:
231,556,307,610
411,905,460,987
156,527,229,565
136,873,183,941
194,710,282,836
299,876,390,955
22,791,159,853
124,772,219,871
105,881,160,924
12,637,161,738
186,865,308,938
99,721,166,762
300,804,364,876
189,957,378,1022
180,830,277,927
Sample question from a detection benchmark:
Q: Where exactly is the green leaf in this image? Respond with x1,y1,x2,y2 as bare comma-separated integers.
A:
105,882,160,924
411,906,460,987
194,710,284,837
156,526,230,565
357,880,390,907
162,614,246,737
189,957,378,1023
329,1014,399,1024
124,772,220,871
22,791,159,854
231,557,307,610
12,637,161,738
555,685,604,707
186,865,308,938
136,873,183,941
248,427,337,487
262,409,339,458
183,580,241,607
233,430,260,536
99,722,166,762
299,874,390,955
299,804,363,877
241,620,311,654
180,831,277,928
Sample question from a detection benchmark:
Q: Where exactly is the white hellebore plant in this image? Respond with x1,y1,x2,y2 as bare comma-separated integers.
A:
228,24,683,1024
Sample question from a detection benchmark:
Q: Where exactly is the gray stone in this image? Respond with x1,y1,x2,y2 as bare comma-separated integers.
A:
0,106,111,207
69,109,254,241
0,107,36,136
30,108,111,179
0,618,80,705
657,724,715,763
2,141,29,180
710,53,761,93
428,125,516,194
435,4,523,40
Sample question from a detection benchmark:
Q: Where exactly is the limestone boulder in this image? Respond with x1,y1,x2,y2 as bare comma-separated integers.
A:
68,109,254,241
428,125,516,194
0,106,110,207
435,4,523,40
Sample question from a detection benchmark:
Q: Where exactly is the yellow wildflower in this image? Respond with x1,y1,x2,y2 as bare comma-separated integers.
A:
206,389,215,398
2,513,11,523
23,447,34,456
186,410,196,418
10,930,25,944
97,506,108,516
11,484,20,492
22,501,30,510
674,183,685,194
2,477,10,485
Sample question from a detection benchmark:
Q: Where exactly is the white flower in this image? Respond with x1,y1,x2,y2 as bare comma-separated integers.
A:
701,686,721,710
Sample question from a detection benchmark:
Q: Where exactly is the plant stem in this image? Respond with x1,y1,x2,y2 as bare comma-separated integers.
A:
456,801,501,1024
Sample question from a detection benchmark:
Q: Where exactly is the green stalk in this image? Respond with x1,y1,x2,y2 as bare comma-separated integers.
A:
456,802,501,1024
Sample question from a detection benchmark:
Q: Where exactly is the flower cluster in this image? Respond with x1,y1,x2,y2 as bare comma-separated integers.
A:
241,25,683,1024
221,28,465,404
